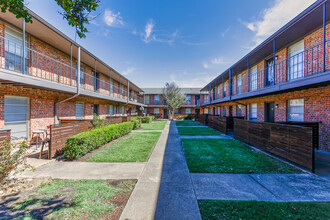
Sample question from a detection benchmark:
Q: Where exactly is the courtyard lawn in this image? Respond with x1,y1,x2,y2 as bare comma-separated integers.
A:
8,179,136,220
181,139,302,173
198,200,330,220
177,127,220,136
176,121,203,126
87,132,161,162
140,120,167,130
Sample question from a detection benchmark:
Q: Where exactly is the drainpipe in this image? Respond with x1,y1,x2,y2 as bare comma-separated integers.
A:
22,19,26,74
54,46,81,124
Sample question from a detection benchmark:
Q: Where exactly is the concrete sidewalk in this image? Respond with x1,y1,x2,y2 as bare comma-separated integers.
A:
191,173,330,202
154,121,202,220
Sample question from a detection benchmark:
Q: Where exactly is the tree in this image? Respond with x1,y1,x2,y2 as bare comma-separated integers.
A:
0,0,100,39
162,82,185,120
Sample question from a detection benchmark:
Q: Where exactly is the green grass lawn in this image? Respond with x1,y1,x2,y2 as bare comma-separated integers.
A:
198,200,330,220
9,179,136,219
87,132,161,162
140,120,167,130
177,127,220,136
181,139,302,173
176,121,203,126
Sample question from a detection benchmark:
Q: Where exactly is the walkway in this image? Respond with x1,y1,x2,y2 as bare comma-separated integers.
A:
155,121,330,220
18,121,171,220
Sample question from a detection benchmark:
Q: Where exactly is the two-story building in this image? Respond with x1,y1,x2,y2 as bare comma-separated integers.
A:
0,8,144,140
200,0,330,152
142,88,208,119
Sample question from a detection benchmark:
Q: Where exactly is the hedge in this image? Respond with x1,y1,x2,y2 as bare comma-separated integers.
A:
63,121,135,159
131,116,155,124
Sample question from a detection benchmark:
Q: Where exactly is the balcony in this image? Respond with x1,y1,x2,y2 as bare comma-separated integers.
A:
202,40,330,106
0,36,144,105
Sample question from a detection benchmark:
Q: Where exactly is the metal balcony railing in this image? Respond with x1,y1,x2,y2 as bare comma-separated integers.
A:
0,36,144,104
207,40,330,103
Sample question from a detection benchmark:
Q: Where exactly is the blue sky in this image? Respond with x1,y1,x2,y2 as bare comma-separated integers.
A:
26,0,315,88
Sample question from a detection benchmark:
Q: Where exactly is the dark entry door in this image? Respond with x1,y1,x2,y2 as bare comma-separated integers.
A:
229,106,233,117
266,59,275,86
195,109,200,115
265,102,275,122
163,109,168,119
93,104,99,116
213,107,215,115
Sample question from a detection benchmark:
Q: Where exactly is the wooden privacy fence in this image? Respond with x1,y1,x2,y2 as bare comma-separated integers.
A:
0,129,11,143
234,119,314,172
277,122,319,149
208,115,227,134
50,121,94,158
196,114,208,125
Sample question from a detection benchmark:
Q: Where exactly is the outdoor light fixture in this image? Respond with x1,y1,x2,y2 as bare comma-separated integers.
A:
275,104,279,109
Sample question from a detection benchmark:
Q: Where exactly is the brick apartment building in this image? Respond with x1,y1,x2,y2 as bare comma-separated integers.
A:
0,9,145,140
200,0,330,152
142,88,208,119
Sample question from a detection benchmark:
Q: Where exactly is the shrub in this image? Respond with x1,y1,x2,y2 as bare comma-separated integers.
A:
92,114,108,128
141,116,154,123
0,139,29,184
131,116,142,124
63,122,134,159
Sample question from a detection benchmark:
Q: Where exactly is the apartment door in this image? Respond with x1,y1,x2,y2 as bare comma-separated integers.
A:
229,106,233,117
163,109,168,119
4,96,29,140
195,109,200,115
213,107,216,115
93,104,99,116
265,102,275,123
266,58,275,86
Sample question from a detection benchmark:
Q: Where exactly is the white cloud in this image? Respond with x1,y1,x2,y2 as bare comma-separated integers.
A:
143,19,155,43
203,56,231,69
169,73,216,87
122,67,135,76
104,9,124,27
221,27,230,38
241,0,315,46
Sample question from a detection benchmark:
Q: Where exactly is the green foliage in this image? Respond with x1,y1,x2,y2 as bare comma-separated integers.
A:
176,114,196,120
162,82,185,120
0,0,32,22
0,0,100,39
0,139,29,183
56,0,100,38
92,113,107,128
131,116,154,124
198,200,330,220
63,122,134,159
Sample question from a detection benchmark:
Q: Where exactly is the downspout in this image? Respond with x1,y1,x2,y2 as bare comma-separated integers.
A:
54,46,81,124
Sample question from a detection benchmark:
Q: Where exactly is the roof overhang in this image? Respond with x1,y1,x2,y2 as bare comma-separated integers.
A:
0,7,144,93
202,0,329,91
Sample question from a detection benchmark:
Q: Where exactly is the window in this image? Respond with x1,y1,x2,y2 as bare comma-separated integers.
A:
122,85,125,96
288,40,304,80
154,108,160,114
288,99,304,122
154,95,160,104
186,95,191,104
4,96,29,139
144,95,150,104
250,66,258,91
250,103,257,121
223,107,226,117
195,95,200,105
204,108,209,114
217,107,221,115
76,102,84,119
185,108,191,114
109,105,114,116
110,80,114,95
237,105,242,116
223,82,227,97
237,74,242,94
5,25,29,73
